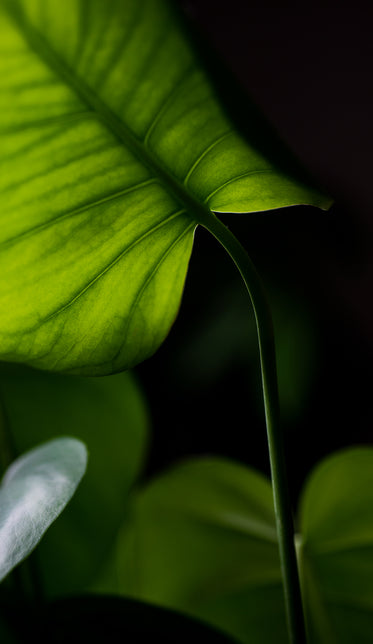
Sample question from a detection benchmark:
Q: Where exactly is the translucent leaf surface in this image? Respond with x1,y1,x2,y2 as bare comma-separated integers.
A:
0,437,87,582
0,363,149,595
298,447,373,643
0,0,331,375
112,457,287,644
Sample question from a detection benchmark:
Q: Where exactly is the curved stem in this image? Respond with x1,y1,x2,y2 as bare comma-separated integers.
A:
196,210,307,643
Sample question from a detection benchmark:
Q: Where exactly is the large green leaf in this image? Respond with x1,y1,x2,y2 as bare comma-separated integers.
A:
0,0,331,375
109,457,287,644
0,437,87,582
0,363,149,595
298,447,373,644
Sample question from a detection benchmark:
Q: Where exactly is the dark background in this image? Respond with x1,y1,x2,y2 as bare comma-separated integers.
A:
135,0,373,509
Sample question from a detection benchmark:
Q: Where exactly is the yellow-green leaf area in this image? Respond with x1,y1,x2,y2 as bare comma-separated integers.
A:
0,0,331,374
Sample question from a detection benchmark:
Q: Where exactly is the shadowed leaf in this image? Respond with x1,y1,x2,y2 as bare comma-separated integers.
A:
110,456,287,644
0,594,238,643
0,363,149,595
298,447,373,644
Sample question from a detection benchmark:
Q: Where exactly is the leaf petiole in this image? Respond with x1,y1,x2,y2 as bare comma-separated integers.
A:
195,209,307,643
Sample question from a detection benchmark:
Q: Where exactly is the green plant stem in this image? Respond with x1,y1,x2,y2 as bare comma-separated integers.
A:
196,210,307,643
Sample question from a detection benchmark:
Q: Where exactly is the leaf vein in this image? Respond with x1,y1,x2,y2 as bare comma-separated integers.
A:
183,130,233,188
121,221,195,351
0,109,96,135
0,178,158,248
204,168,274,205
143,63,195,147
43,209,188,323
92,1,143,90
1,140,122,198
3,4,210,224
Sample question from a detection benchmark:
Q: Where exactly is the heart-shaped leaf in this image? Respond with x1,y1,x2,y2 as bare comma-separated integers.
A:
0,437,87,582
0,0,331,375
298,447,373,644
108,457,287,644
0,363,149,595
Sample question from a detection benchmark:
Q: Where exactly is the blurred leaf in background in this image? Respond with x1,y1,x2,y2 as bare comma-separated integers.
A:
0,364,149,595
299,447,373,644
105,457,287,644
110,448,373,643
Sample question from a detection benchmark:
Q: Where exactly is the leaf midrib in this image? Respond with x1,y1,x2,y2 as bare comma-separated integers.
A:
5,2,212,227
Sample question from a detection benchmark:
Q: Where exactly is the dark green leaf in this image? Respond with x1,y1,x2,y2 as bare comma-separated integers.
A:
0,437,87,582
0,363,149,595
0,0,331,375
111,457,287,644
298,447,373,643
1,594,238,643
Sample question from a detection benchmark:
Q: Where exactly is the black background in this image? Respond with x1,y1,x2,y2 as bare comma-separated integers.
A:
135,0,373,509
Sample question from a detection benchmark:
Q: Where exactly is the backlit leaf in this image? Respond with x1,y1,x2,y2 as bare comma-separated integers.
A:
0,0,331,375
